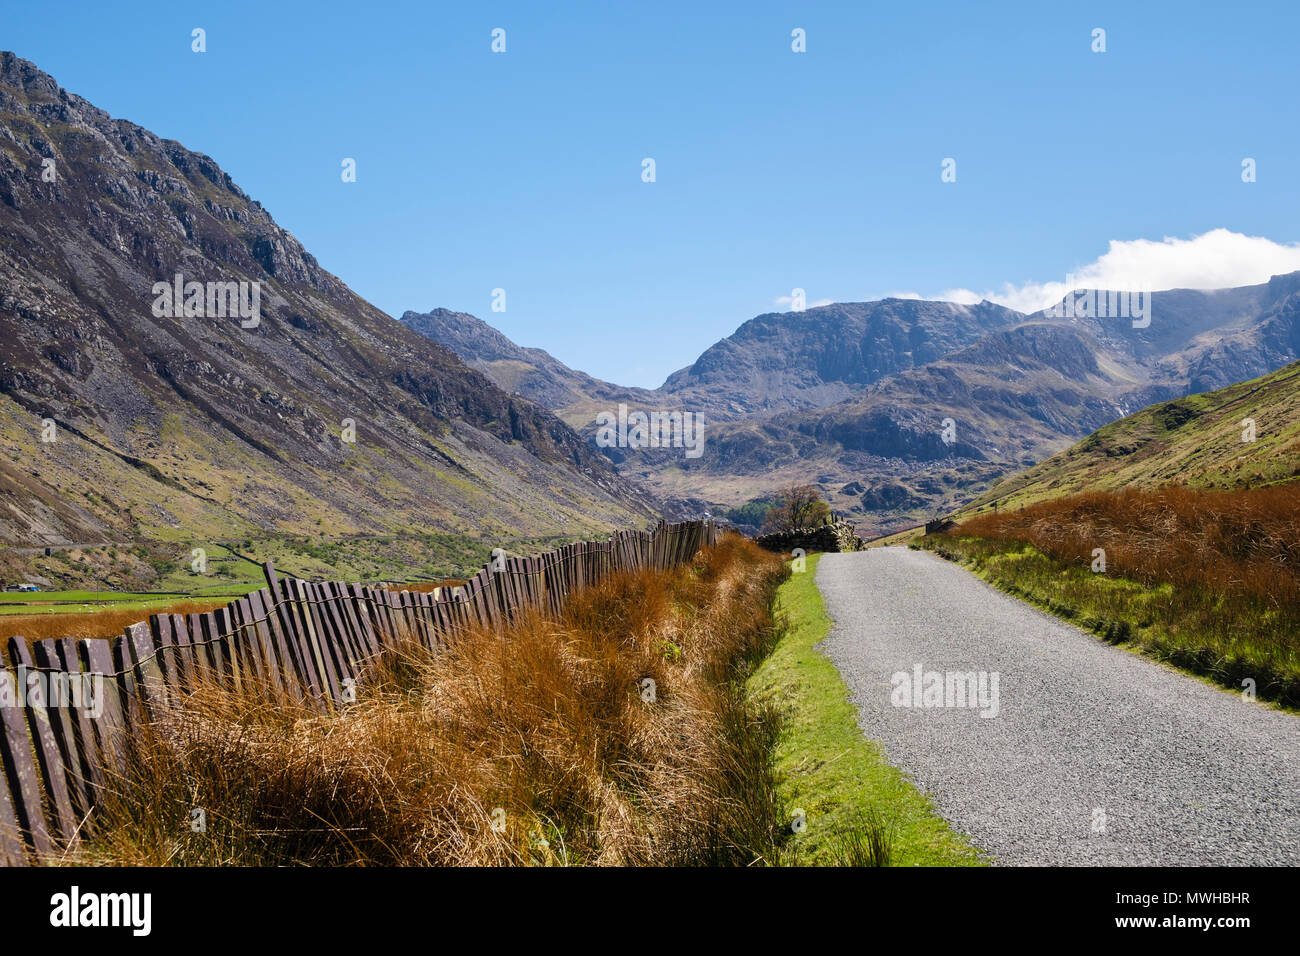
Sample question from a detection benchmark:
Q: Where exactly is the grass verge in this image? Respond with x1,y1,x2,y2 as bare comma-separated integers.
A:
914,487,1300,709
749,552,985,866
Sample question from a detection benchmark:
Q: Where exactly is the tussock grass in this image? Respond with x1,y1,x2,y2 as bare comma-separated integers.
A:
919,486,1300,706
69,534,789,866
829,808,896,867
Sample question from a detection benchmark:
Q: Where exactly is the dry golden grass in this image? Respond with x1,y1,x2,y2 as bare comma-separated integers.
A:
956,486,1300,609
0,602,228,652
70,534,789,866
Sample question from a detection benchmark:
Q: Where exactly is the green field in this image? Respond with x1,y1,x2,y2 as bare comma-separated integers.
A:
0,589,254,617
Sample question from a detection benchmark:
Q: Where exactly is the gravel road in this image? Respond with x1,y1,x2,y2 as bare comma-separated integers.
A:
816,547,1300,865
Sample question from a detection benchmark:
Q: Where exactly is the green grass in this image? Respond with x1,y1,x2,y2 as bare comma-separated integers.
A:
0,590,252,616
0,589,177,604
749,552,986,866
0,530,629,622
0,532,558,614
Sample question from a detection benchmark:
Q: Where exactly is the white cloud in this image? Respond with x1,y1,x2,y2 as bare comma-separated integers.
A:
936,229,1300,314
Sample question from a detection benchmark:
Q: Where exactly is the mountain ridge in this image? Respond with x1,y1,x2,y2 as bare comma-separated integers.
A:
407,275,1300,535
0,51,653,554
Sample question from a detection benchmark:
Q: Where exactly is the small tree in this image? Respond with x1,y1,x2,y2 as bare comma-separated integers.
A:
762,484,831,534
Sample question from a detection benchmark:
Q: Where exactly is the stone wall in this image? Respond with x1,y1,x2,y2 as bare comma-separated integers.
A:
756,519,863,555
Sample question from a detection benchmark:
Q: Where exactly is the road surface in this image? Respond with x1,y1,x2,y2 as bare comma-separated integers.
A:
816,546,1300,865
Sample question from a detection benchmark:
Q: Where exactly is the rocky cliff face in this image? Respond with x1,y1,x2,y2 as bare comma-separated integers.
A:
0,52,651,547
659,299,1026,419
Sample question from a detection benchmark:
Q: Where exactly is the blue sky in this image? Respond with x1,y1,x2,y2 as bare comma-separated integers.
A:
4,0,1299,386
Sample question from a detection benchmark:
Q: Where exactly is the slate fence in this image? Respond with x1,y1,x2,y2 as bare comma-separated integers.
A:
0,519,719,865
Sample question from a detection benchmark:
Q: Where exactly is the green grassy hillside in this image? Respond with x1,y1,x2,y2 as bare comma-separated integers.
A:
963,359,1300,514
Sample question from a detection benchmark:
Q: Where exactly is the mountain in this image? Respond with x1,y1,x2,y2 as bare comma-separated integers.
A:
0,52,651,559
644,319,1150,529
409,278,1300,536
403,298,1027,426
959,359,1300,513
683,281,1300,532
398,308,657,419
655,299,1026,420
1146,273,1300,393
